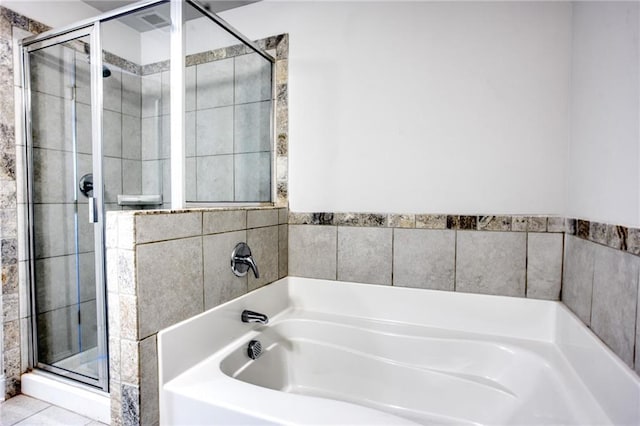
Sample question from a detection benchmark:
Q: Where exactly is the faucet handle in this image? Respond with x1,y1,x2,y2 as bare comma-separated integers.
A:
231,242,260,278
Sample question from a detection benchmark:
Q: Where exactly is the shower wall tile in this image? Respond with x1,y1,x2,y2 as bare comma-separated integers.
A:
196,155,233,201
139,335,159,426
185,111,196,157
141,117,161,161
338,227,392,285
32,148,74,203
34,252,94,312
161,70,170,116
590,246,639,367
33,204,76,259
104,156,123,203
235,152,270,202
135,211,202,244
279,224,288,279
196,106,233,156
75,102,92,155
562,235,595,325
122,160,142,195
31,92,71,151
203,209,246,235
455,231,526,297
234,101,271,153
103,110,122,158
393,229,455,291
122,114,141,160
196,58,234,109
185,157,196,201
141,160,162,195
247,209,278,229
203,230,248,309
30,44,71,99
247,225,279,291
104,67,122,113
141,73,161,118
122,71,141,118
162,159,171,204
234,53,271,104
186,65,196,112
136,236,203,339
527,233,563,300
75,51,90,106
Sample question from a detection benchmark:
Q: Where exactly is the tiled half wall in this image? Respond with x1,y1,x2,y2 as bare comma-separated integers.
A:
288,212,640,378
106,207,287,425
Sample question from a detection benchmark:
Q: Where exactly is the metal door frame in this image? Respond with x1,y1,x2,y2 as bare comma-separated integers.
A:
21,24,108,391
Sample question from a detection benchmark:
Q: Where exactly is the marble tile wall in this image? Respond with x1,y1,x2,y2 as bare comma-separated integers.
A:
141,35,288,206
289,211,640,377
106,206,287,425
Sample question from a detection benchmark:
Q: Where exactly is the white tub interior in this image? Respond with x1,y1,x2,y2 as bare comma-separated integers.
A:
158,277,640,425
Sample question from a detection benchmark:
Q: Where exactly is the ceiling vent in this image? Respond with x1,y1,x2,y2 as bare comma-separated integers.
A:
139,12,169,28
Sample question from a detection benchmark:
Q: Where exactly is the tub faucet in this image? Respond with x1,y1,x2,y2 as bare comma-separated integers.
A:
241,310,269,325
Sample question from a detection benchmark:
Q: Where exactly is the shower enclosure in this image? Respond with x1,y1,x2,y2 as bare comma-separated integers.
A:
20,0,274,391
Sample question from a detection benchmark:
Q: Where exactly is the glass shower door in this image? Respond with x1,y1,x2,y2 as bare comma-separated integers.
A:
25,27,108,390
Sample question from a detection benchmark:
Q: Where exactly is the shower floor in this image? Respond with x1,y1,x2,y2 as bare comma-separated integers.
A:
52,347,99,379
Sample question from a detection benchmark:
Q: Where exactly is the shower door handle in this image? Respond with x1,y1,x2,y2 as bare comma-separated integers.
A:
89,196,98,223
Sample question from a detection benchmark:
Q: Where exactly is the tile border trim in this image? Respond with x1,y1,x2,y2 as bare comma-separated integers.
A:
288,212,640,256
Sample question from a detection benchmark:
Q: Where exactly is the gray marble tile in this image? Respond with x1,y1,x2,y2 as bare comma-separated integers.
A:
527,233,562,300
605,225,628,251
31,92,71,152
75,102,92,155
104,156,123,204
196,58,234,109
338,227,392,285
0,394,50,426
142,160,162,195
234,101,271,153
288,225,337,280
122,159,142,195
122,70,141,118
36,305,79,363
627,227,640,256
589,221,608,245
32,148,75,203
203,230,248,309
247,225,279,291
139,335,159,426
512,216,546,232
576,219,590,239
203,209,246,235
136,236,203,339
122,115,141,160
477,216,511,231
415,214,446,229
121,383,140,425
447,215,476,230
547,217,566,233
234,53,272,104
455,231,526,297
279,224,288,279
33,204,77,258
141,116,161,161
234,152,271,202
103,66,122,113
388,214,415,228
185,111,196,157
135,212,201,244
30,44,72,99
196,106,233,156
562,235,595,325
102,110,122,157
34,252,94,312
196,155,234,202
393,229,455,291
247,209,278,229
141,73,161,118
591,246,639,367
186,65,196,112
13,405,92,426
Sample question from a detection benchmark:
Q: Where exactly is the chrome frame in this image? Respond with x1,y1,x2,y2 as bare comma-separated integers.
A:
18,0,277,393
21,26,109,390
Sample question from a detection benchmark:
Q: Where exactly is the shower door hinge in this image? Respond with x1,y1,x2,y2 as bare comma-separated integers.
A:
78,310,81,325
89,196,98,223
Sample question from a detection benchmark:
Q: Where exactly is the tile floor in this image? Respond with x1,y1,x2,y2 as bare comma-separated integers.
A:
0,395,107,425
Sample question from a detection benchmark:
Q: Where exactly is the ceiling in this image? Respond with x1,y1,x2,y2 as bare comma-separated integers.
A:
81,0,259,32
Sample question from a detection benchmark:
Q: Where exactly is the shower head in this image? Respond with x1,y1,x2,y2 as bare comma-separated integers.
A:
102,66,111,78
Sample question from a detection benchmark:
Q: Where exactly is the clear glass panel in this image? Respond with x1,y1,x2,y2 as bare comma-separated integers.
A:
102,2,171,210
29,35,99,380
184,3,273,203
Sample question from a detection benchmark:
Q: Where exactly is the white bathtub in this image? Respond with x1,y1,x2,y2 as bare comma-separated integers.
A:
158,277,640,425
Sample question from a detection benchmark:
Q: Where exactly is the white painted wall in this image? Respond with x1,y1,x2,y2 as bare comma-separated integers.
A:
222,1,572,215
568,2,640,227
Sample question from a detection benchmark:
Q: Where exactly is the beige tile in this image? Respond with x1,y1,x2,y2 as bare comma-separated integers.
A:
0,395,49,426
13,405,92,426
456,231,526,297
288,225,336,280
338,227,392,285
247,226,279,291
278,208,288,225
120,339,139,385
393,229,455,291
203,210,246,235
591,246,639,367
136,237,203,338
203,231,248,310
562,235,595,325
527,233,563,300
278,225,288,279
139,335,159,426
247,209,278,229
135,212,201,244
